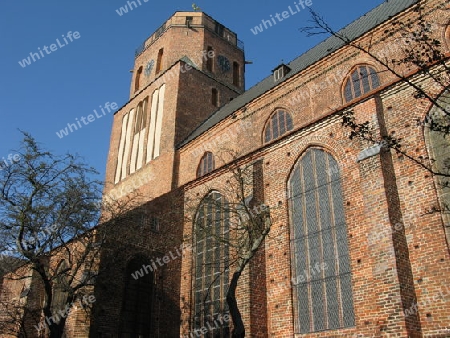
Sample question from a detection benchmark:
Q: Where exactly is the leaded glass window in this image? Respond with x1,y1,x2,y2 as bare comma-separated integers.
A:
197,152,215,178
264,110,294,144
344,65,380,102
425,90,450,228
52,261,69,315
193,192,230,337
288,148,354,333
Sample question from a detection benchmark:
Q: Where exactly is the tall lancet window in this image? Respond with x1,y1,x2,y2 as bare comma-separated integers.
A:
424,89,450,228
114,84,166,183
288,148,354,333
193,191,230,337
52,260,69,315
197,152,215,178
146,84,166,162
134,66,143,92
130,97,149,174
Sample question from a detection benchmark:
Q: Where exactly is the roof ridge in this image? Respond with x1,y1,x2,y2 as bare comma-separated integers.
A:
178,0,419,148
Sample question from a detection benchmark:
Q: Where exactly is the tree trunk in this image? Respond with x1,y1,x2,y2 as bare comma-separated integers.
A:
226,271,245,338
48,317,68,338
43,294,73,338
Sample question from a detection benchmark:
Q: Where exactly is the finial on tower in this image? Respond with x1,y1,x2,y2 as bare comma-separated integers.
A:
192,3,201,11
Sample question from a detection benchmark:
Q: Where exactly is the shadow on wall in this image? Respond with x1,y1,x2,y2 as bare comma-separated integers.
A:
89,190,185,338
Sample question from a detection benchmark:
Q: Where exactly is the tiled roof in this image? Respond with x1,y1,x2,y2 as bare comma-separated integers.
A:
179,0,419,147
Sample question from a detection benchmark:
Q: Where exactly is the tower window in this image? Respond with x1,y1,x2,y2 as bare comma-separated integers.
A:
211,88,219,107
134,66,143,92
215,23,224,37
343,65,380,102
134,100,147,134
206,46,214,72
146,84,166,163
185,16,193,27
197,152,215,177
233,62,240,86
130,97,149,174
156,48,164,74
263,109,294,144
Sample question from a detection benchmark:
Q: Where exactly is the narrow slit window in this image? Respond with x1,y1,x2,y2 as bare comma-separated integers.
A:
233,62,239,86
134,66,143,92
156,48,164,74
212,88,218,107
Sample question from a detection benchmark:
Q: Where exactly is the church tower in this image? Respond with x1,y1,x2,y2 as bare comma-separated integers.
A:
104,11,245,200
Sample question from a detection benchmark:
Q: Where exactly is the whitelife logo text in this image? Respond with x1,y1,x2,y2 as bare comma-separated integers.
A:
18,31,81,68
250,0,313,35
56,102,118,139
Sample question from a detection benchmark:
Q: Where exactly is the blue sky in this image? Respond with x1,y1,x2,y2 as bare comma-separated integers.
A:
0,0,384,180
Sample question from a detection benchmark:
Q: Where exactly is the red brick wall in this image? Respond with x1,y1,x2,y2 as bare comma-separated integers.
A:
176,1,450,336
4,1,450,338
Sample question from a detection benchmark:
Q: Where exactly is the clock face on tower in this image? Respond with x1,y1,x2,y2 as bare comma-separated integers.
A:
217,55,231,73
145,60,155,77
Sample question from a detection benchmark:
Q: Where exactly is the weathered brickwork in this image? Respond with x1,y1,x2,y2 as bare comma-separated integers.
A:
2,1,450,337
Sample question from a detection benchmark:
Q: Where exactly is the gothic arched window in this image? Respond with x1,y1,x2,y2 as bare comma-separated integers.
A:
263,109,294,144
52,261,69,314
424,90,450,229
119,257,153,338
193,191,230,337
343,65,380,102
288,148,354,333
197,152,215,178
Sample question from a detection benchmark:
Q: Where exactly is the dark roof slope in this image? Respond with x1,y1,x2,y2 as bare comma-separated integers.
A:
179,0,418,147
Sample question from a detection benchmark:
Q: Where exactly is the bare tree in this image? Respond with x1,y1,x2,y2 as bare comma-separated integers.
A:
300,2,450,168
301,3,450,216
184,150,282,338
0,132,138,338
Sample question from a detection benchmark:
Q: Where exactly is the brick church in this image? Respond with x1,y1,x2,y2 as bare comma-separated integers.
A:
2,0,450,337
